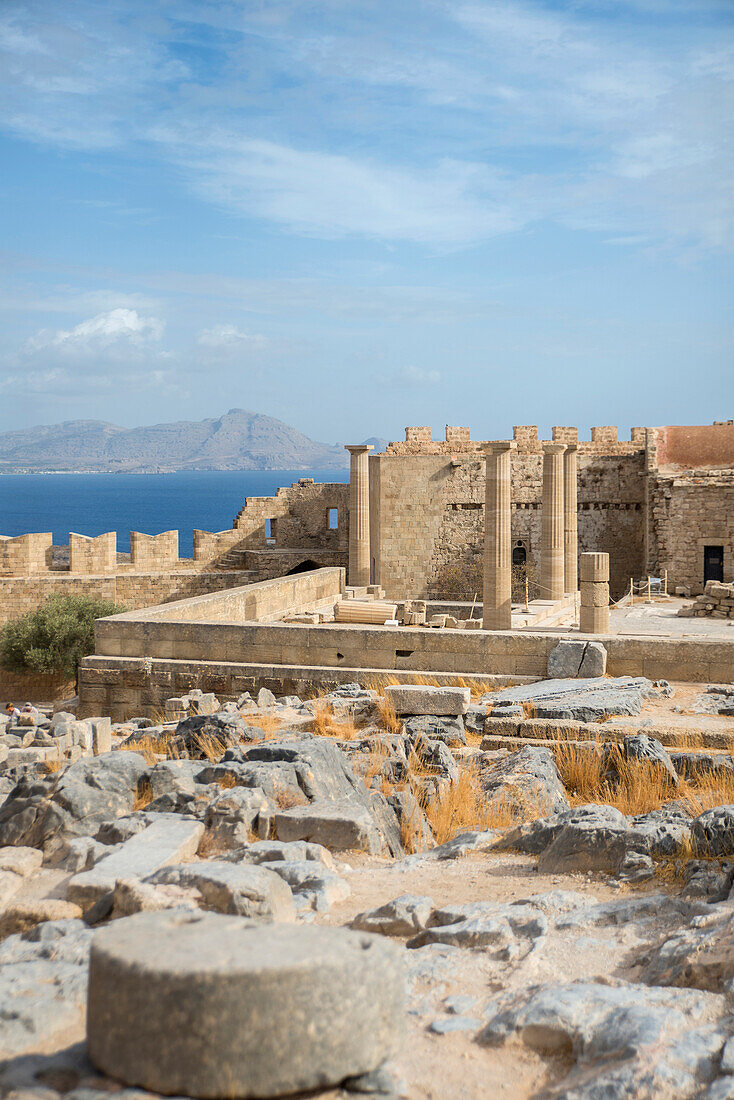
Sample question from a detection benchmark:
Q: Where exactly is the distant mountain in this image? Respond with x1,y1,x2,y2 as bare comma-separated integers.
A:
362,436,388,453
0,409,351,474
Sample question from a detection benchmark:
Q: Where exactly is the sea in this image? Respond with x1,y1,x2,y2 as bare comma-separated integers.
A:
0,470,349,557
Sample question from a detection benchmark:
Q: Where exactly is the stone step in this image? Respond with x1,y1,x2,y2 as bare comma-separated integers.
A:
480,729,734,752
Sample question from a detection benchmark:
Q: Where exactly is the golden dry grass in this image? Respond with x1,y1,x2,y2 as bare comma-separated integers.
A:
310,700,360,740
133,778,153,811
553,738,734,817
242,712,283,737
421,765,526,844
374,694,403,736
42,756,64,775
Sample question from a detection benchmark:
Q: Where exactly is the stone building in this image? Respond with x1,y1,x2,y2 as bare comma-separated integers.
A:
236,423,734,601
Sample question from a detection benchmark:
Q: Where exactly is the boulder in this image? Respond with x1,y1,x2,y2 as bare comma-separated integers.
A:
205,787,274,847
486,676,653,723
481,747,569,817
547,640,607,679
274,800,385,854
351,895,435,937
87,913,405,1098
149,860,296,922
692,807,734,857
403,715,466,746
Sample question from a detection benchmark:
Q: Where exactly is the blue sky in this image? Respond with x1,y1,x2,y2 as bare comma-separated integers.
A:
0,0,732,445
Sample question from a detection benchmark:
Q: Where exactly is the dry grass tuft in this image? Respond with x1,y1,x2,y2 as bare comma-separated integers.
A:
375,694,403,737
213,772,237,789
422,765,519,844
553,738,734,818
242,712,283,737
522,701,536,719
274,786,308,810
133,778,153,811
42,756,64,775
310,700,359,739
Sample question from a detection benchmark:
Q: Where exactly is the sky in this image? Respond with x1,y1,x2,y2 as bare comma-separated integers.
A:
0,0,732,446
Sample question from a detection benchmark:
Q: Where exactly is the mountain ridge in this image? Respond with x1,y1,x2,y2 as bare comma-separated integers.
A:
0,409,353,474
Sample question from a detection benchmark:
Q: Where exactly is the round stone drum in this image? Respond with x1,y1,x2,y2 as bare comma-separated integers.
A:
87,910,405,1098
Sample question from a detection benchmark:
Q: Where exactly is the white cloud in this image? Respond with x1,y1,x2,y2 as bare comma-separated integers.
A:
26,308,164,351
402,365,441,385
197,324,268,349
163,131,524,244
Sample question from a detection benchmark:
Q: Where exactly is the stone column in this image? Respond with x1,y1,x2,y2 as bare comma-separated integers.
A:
541,443,566,602
579,552,610,633
345,445,373,587
483,441,515,631
563,444,578,594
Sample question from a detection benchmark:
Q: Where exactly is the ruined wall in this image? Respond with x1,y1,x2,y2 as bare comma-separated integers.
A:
649,472,734,593
372,427,646,601
233,478,349,551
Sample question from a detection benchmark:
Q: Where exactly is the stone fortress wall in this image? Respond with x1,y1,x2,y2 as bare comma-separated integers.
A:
0,477,350,625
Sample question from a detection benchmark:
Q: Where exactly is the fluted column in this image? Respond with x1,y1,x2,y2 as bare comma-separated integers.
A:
345,445,373,586
563,443,578,594
483,441,516,630
541,442,566,602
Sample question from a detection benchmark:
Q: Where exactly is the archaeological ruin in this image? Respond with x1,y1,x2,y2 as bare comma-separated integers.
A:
3,421,734,1100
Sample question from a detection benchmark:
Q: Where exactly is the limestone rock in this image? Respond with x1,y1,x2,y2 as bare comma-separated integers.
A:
480,746,569,817
0,899,82,939
351,895,435,937
403,715,466,746
148,860,296,921
547,640,607,679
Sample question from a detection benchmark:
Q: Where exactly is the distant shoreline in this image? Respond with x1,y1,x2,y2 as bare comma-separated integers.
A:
0,464,349,477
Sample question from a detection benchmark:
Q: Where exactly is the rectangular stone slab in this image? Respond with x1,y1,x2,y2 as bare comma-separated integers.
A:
67,816,204,907
385,685,470,716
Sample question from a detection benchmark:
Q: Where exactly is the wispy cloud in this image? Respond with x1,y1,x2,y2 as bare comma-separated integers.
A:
0,0,731,251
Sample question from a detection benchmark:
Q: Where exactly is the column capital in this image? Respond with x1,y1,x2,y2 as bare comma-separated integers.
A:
344,444,374,456
543,442,567,455
484,440,517,455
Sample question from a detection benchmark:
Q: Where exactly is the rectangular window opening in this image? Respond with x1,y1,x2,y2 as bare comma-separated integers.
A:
328,508,339,530
265,518,277,545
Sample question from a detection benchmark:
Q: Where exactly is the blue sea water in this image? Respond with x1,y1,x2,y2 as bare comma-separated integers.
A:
0,470,349,557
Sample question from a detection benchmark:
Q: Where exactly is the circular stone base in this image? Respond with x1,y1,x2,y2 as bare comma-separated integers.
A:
87,910,404,1098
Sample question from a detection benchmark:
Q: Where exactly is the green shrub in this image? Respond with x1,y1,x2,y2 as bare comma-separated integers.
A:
0,594,125,678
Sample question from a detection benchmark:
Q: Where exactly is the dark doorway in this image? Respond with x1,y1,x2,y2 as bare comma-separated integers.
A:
704,546,724,585
512,542,527,567
286,559,322,575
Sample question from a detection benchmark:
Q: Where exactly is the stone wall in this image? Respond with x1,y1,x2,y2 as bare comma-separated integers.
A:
649,472,734,594
97,567,345,631
80,614,734,718
69,532,117,574
0,571,248,626
371,442,646,601
0,533,53,575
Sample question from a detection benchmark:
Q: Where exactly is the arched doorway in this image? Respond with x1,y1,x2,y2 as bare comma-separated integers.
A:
285,559,322,575
512,542,527,567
